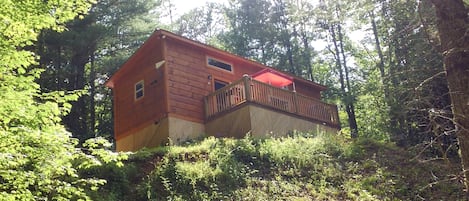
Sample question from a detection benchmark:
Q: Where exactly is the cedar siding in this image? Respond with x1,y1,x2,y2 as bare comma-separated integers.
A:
166,38,208,123
106,29,338,151
111,34,168,140
164,37,273,123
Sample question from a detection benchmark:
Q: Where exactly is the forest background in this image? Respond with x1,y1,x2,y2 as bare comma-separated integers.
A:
1,0,469,200
40,0,454,155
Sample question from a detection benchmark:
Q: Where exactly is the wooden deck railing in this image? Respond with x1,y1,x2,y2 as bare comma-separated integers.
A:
204,76,340,127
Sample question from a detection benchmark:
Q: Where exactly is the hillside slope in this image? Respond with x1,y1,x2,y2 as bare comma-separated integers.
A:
85,133,464,200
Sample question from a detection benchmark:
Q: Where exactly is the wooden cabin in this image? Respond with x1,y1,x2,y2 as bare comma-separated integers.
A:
106,29,340,151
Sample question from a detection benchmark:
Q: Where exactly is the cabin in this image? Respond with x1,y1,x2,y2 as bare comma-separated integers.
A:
106,29,340,151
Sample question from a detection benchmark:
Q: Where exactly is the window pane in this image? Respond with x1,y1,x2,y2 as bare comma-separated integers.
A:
208,58,232,71
135,80,144,100
136,90,144,99
136,83,143,91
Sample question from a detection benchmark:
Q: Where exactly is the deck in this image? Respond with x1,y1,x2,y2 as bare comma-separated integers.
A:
204,76,340,128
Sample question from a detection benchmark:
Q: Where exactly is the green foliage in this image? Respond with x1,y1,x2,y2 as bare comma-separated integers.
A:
259,133,343,169
37,0,160,141
172,2,223,45
137,137,250,200
87,133,465,201
343,160,396,201
352,0,452,148
80,153,137,201
215,0,318,78
207,0,455,149
0,1,129,200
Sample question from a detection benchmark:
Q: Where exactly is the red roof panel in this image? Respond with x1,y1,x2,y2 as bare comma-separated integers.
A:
251,69,293,87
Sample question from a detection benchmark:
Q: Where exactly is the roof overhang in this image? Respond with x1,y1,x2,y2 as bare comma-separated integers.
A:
251,69,293,87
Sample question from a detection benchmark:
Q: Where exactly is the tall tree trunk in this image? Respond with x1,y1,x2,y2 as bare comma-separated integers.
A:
66,49,90,140
286,38,296,75
330,27,346,95
301,31,313,81
330,24,358,138
89,53,96,138
430,0,469,195
370,10,387,95
390,18,407,140
336,6,359,138
282,21,296,75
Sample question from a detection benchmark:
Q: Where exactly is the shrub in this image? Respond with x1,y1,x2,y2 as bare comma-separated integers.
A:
88,132,465,200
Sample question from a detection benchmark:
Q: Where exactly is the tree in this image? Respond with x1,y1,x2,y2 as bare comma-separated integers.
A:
173,2,224,45
219,0,318,80
289,0,317,81
0,1,125,200
344,0,454,148
221,0,276,63
316,0,359,138
38,0,159,141
430,0,469,195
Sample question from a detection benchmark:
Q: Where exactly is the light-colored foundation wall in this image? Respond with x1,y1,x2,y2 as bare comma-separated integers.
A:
117,105,338,151
116,118,170,152
249,105,338,137
205,106,252,138
116,116,205,151
168,116,205,144
206,104,338,138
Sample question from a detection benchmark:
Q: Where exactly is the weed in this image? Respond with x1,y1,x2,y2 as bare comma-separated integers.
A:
86,132,465,201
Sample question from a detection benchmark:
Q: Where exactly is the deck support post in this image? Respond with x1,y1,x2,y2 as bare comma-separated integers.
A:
243,75,252,102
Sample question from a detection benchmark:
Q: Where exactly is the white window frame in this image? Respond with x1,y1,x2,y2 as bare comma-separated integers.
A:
207,56,233,73
135,80,144,100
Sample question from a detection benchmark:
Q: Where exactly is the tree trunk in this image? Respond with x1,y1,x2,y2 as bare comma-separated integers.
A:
286,38,296,75
330,24,358,138
66,49,90,140
298,20,313,81
336,6,359,138
281,22,296,75
89,54,96,138
430,0,469,195
370,10,387,95
301,31,313,81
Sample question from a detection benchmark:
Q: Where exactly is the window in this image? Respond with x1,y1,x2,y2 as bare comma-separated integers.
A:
207,57,232,72
135,80,144,100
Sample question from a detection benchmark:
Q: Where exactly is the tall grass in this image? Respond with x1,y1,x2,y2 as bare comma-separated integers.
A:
87,132,465,201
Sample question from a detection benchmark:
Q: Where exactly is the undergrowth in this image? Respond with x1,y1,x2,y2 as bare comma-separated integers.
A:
87,132,465,200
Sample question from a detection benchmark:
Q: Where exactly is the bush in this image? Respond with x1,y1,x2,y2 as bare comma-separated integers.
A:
87,132,465,200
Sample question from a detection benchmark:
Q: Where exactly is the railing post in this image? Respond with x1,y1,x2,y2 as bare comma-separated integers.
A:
243,75,252,102
293,92,299,114
334,104,341,128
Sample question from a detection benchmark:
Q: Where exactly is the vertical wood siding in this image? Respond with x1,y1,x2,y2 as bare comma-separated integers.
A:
165,39,270,123
164,38,325,124
112,31,327,141
166,40,209,122
114,38,167,140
